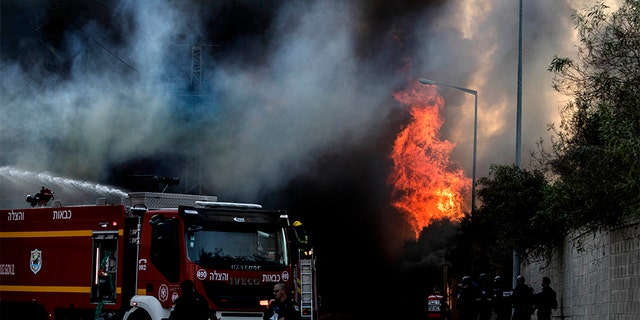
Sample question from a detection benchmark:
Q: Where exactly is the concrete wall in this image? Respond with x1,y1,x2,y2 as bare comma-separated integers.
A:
520,220,640,320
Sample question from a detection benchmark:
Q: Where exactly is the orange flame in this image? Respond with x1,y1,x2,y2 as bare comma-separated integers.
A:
388,79,469,238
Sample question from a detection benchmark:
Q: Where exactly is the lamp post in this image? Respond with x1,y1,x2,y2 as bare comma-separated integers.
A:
513,0,524,288
419,78,478,214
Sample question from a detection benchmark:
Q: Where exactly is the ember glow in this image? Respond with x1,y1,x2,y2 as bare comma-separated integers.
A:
388,79,469,238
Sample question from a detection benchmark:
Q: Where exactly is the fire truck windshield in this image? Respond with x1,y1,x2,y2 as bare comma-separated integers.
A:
186,227,288,267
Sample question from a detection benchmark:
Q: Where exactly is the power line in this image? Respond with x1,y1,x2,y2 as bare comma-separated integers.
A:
78,26,141,76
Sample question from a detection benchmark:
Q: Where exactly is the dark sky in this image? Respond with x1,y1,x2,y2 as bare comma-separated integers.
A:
0,0,594,318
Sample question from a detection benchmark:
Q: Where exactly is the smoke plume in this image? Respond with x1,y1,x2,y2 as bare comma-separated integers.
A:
1,0,594,201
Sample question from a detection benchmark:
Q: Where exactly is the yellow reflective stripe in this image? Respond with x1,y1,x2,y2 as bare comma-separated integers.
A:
0,230,123,238
0,285,121,294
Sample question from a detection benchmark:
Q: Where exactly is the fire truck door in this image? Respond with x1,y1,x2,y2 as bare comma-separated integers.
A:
90,231,118,304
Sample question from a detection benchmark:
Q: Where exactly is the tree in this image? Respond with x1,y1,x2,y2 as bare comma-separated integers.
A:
541,0,640,234
452,164,551,274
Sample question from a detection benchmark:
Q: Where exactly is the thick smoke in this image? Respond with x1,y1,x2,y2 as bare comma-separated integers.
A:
1,0,608,202
1,0,399,202
0,0,619,317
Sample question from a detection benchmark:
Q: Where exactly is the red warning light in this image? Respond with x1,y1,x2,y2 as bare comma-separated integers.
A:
98,221,119,228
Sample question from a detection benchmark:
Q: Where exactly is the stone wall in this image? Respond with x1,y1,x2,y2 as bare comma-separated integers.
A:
520,220,640,320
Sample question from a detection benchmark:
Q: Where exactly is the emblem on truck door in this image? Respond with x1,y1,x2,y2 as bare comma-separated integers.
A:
30,249,42,274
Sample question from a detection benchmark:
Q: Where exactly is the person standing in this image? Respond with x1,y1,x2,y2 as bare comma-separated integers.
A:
263,282,301,320
511,275,535,320
534,277,558,320
492,276,512,320
455,276,478,320
425,285,450,319
476,273,493,320
169,280,212,320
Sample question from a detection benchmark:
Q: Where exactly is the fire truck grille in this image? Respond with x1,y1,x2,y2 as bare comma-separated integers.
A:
202,281,273,310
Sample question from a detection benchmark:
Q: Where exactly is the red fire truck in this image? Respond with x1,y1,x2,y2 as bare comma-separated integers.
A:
0,191,319,320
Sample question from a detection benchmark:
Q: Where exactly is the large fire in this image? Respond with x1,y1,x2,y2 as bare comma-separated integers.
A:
388,79,470,238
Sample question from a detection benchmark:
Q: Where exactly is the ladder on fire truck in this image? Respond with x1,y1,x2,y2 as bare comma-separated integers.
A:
299,250,316,320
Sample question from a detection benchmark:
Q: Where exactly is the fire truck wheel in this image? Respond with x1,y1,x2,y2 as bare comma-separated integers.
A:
126,309,152,320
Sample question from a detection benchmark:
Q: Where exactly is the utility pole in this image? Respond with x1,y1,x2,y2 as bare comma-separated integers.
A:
182,41,222,194
513,0,523,288
191,44,202,93
184,43,203,194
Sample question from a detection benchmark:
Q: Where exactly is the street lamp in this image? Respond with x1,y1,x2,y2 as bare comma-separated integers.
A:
513,0,524,288
418,78,478,214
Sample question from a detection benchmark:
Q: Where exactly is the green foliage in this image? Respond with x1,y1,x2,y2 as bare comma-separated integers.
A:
452,1,640,274
541,0,640,234
476,165,553,261
437,1,640,279
451,164,552,273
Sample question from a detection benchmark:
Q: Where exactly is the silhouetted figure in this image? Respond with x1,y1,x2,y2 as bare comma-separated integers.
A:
492,276,512,320
456,276,478,320
169,280,211,320
511,275,534,320
476,273,493,320
534,277,557,320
